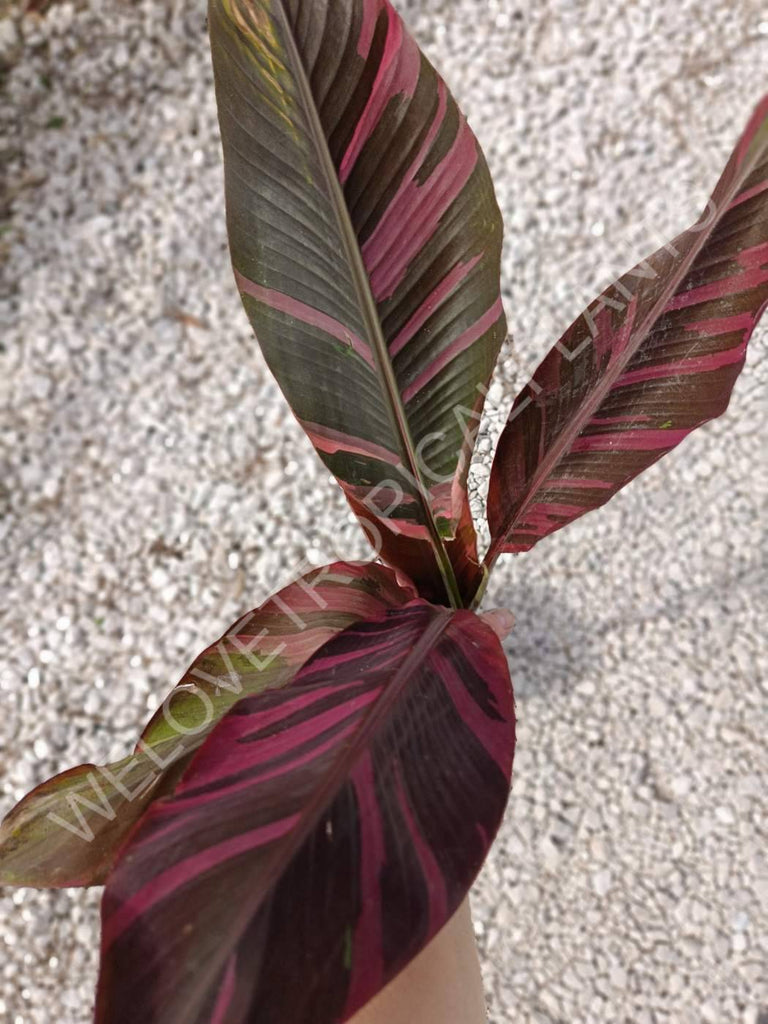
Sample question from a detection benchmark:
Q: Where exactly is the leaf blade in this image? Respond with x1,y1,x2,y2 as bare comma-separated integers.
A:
487,95,768,558
94,602,515,1023
0,562,413,888
211,0,506,602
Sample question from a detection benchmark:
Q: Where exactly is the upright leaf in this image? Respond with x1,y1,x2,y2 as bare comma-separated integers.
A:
487,96,768,559
0,562,413,888
210,0,506,604
95,602,515,1024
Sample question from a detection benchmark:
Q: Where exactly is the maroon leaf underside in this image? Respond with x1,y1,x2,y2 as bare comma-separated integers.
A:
95,602,515,1024
0,562,414,888
487,95,768,559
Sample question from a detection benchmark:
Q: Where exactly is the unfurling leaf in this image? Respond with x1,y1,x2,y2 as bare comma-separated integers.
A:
94,601,515,1024
0,562,413,888
210,0,506,605
487,96,768,559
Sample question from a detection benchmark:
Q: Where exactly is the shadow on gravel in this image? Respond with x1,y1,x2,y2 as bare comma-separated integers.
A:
490,555,765,702
493,579,597,701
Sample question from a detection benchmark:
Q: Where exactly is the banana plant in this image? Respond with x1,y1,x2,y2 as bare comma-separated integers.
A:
2,1,766,1021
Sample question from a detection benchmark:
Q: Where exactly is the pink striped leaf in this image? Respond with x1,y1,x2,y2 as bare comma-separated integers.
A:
0,562,413,888
487,96,768,560
94,601,515,1024
210,0,506,606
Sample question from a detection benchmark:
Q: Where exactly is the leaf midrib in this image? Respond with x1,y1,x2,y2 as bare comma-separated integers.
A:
186,605,453,1018
272,1,462,608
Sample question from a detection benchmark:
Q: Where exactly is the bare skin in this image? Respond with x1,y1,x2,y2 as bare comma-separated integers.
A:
349,899,487,1024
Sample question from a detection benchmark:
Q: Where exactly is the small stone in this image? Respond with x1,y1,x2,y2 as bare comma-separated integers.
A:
83,691,102,715
732,933,748,953
608,964,627,989
715,805,735,825
539,836,562,872
0,19,20,67
671,775,692,798
149,568,170,589
592,869,612,897
33,738,50,760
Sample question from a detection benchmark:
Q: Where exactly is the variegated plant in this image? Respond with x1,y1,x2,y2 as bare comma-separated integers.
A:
2,1,766,1022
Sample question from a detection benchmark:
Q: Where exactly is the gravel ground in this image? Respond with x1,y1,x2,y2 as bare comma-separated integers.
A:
1,1,767,1022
